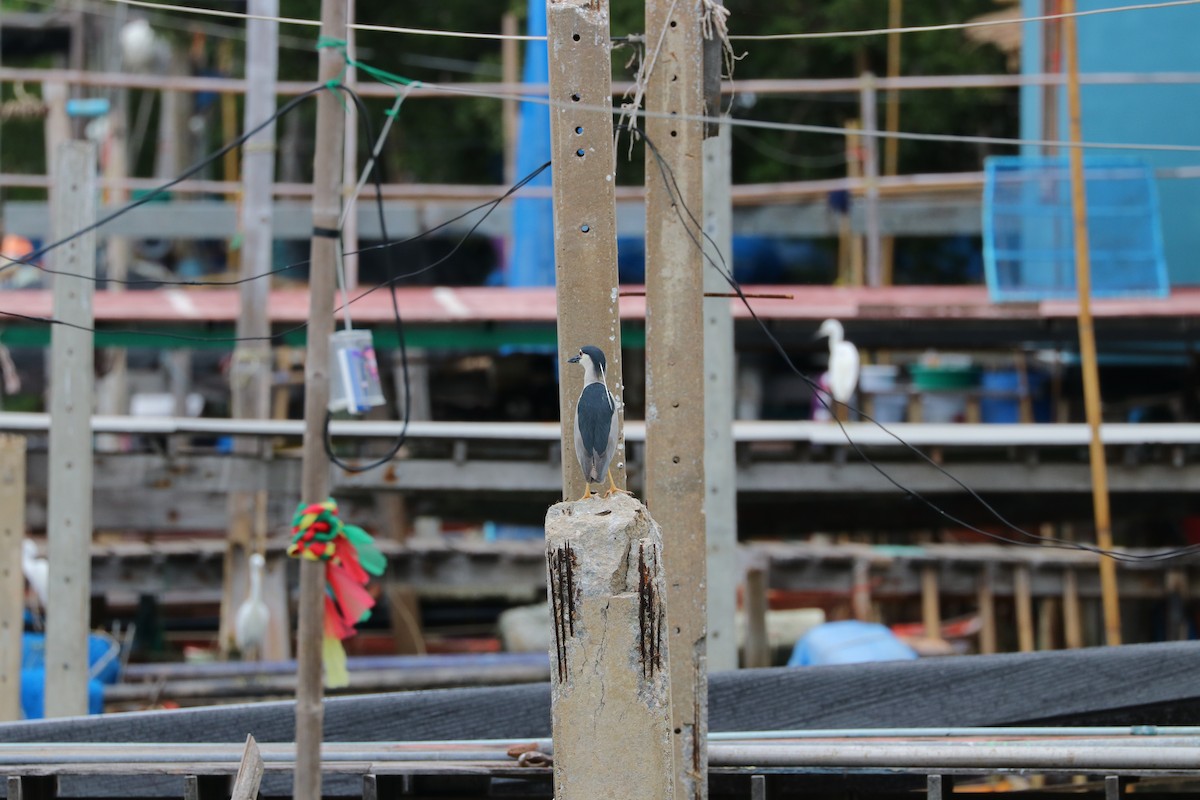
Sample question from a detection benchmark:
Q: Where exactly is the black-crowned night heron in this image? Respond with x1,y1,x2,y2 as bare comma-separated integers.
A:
567,345,626,501
816,318,860,408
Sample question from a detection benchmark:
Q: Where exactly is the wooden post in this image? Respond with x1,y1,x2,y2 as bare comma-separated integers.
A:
744,566,770,669
96,79,130,452
0,436,25,722
1062,0,1121,646
882,0,902,285
340,0,359,291
842,120,864,286
859,73,882,288
1014,564,1035,653
977,565,996,654
1062,567,1084,649
295,1,347,797
545,495,675,800
548,0,625,502
45,142,96,719
851,558,872,621
702,122,737,672
222,0,284,661
920,564,941,640
501,12,519,187
645,0,708,794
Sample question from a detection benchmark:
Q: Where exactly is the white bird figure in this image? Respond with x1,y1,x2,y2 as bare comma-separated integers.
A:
21,539,48,616
235,553,271,661
816,318,861,411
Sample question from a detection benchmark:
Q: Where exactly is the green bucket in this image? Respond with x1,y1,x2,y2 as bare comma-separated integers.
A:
910,364,979,391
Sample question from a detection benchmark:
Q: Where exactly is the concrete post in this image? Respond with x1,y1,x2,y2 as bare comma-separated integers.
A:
222,0,283,662
545,494,674,800
645,0,708,793
0,436,25,722
548,0,625,501
702,123,737,673
45,142,97,719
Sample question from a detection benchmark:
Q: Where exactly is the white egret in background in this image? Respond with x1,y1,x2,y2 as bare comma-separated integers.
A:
816,318,860,415
21,539,48,621
235,553,270,661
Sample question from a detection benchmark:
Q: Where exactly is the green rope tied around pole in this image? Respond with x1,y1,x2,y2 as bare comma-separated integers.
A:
315,36,423,111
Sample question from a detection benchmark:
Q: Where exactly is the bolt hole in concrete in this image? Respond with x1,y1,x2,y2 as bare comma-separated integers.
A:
575,126,583,134
572,33,580,41
670,130,678,137
670,19,677,27
580,224,590,233
576,148,585,157
672,456,680,463
571,92,581,102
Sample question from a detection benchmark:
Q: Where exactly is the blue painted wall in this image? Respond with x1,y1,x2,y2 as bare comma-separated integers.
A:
1020,0,1200,284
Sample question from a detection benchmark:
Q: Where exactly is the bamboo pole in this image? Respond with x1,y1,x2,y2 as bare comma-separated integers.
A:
294,1,348,797
1062,0,1121,646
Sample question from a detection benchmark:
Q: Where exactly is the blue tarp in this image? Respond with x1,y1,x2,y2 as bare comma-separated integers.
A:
788,621,918,668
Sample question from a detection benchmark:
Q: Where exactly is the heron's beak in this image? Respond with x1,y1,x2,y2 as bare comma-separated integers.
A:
567,355,581,363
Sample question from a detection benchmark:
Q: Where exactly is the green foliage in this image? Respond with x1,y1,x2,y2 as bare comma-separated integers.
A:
0,1,1017,188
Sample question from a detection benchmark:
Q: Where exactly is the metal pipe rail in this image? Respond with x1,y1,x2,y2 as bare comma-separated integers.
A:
3,737,1200,771
1,412,1200,447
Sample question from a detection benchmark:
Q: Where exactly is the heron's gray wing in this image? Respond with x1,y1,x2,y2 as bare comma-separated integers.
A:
578,383,615,480
573,400,589,477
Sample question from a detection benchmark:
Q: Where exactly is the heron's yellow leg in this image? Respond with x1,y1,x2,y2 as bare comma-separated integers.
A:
578,483,593,502
602,469,633,498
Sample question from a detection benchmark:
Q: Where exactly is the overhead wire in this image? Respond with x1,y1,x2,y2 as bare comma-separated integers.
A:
728,0,1200,40
103,0,1200,42
629,122,1200,565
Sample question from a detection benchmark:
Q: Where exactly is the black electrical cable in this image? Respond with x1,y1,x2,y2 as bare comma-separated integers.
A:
627,123,1200,565
319,84,553,473
0,86,327,283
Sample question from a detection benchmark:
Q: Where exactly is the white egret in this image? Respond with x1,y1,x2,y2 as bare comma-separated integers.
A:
21,539,48,616
234,553,270,661
816,318,861,413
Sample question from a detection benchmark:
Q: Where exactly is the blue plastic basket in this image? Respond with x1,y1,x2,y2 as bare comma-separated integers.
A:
982,156,1169,302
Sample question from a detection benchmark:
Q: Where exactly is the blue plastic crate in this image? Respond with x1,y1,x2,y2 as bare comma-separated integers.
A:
982,156,1169,302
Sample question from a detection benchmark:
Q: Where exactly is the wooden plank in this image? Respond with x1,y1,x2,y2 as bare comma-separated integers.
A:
45,142,96,719
229,735,264,800
0,436,25,722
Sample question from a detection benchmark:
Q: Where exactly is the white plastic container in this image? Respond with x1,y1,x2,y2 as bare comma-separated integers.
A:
328,328,385,415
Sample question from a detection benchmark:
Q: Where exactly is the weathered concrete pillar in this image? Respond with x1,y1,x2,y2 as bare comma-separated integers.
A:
545,494,674,800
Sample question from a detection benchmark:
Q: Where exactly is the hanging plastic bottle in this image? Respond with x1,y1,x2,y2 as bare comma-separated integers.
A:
328,329,385,415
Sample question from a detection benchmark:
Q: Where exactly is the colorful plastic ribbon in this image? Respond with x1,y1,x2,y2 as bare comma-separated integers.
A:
288,499,386,688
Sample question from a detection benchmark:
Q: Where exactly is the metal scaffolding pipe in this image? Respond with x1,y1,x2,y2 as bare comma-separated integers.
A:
707,742,1200,770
